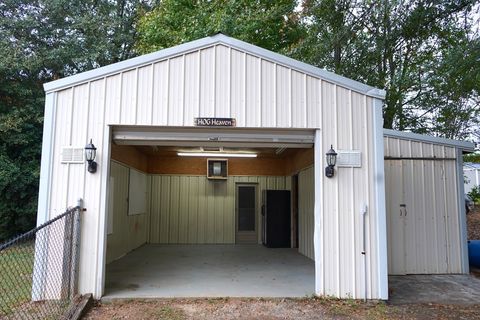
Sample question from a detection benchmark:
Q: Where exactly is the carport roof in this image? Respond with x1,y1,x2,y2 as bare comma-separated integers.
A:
43,33,386,99
383,129,475,152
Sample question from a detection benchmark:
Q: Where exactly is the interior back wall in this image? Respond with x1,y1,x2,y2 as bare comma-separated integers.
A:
149,175,291,244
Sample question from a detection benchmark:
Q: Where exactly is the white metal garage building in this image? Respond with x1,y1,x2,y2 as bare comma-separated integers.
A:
36,34,474,300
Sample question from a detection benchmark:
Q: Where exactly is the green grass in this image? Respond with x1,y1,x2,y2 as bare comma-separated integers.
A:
0,241,35,316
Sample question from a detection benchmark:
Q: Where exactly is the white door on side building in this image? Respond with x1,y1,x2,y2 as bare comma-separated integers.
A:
385,158,460,275
386,160,406,274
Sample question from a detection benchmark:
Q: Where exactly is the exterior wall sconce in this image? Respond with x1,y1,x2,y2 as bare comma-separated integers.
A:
85,139,97,173
325,145,337,178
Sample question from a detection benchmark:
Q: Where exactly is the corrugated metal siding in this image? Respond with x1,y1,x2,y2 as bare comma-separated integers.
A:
149,175,290,244
384,137,462,274
106,161,148,264
46,42,381,298
86,44,348,130
319,88,377,298
298,167,314,260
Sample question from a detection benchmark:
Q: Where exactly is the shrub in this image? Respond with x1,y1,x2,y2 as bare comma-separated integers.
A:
468,185,480,205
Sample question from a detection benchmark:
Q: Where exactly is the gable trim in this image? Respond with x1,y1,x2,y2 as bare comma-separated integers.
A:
43,34,385,99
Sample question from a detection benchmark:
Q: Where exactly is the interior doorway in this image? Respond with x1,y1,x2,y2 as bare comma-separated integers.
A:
235,184,257,244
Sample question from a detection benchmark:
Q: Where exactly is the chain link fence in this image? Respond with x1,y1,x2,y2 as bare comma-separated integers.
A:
0,201,83,319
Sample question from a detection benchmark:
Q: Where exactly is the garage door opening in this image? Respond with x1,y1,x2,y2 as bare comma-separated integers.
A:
103,126,317,298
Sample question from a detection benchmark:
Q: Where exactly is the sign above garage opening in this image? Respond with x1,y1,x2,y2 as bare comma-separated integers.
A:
194,118,236,127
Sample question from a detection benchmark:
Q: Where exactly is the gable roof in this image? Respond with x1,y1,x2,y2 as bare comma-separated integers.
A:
43,33,386,99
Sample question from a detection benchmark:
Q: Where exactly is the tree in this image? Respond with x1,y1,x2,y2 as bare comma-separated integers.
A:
297,0,479,141
464,152,480,163
0,0,152,240
136,0,303,54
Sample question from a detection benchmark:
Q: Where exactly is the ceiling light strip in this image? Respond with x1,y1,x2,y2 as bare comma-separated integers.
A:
177,152,257,158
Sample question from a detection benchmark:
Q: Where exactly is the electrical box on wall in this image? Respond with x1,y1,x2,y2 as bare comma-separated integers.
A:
207,159,228,180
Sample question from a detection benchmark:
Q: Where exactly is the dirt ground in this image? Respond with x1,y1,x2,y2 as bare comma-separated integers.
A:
468,206,480,240
84,207,480,320
84,298,480,320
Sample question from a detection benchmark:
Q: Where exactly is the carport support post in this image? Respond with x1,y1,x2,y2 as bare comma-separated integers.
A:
313,129,324,296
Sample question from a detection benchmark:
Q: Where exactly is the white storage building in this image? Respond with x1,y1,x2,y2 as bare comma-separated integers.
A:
37,34,474,300
464,162,480,194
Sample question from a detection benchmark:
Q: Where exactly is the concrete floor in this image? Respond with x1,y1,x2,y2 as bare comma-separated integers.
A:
104,244,315,298
389,275,480,305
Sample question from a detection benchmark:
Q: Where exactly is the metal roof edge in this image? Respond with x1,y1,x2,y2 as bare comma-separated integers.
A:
383,129,475,151
43,36,219,92
43,34,386,98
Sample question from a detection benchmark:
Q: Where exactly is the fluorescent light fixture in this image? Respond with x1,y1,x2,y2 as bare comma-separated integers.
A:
178,152,257,158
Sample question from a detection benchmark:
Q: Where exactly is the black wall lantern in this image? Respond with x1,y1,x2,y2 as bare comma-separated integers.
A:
325,145,337,178
85,139,97,173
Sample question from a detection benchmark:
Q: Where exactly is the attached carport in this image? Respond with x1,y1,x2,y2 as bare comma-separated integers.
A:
384,129,474,275
103,126,317,297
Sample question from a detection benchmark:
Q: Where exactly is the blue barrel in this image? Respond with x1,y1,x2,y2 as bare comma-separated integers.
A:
468,240,480,268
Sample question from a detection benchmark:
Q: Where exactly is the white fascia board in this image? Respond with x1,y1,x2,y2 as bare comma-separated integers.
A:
43,34,385,99
373,98,388,300
383,129,475,152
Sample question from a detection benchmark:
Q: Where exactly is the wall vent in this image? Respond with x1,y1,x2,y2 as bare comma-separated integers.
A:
61,147,84,164
207,159,228,180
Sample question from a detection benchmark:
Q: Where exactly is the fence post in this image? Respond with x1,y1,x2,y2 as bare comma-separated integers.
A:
61,208,74,299
69,198,83,298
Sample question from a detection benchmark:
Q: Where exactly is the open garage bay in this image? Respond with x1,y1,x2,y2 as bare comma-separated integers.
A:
104,245,315,298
